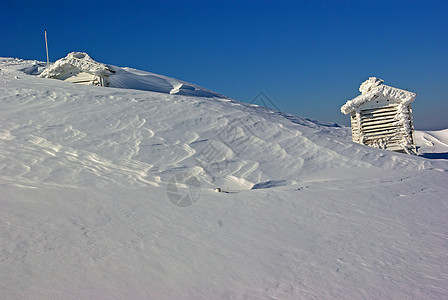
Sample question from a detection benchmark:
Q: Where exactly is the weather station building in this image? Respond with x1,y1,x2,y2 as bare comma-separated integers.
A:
39,52,115,87
341,77,417,154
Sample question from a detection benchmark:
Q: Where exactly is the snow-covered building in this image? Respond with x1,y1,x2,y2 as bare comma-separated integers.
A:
39,52,115,86
341,77,417,154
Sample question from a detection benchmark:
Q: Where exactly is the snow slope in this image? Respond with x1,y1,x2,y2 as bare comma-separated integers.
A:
416,129,448,160
1,57,448,299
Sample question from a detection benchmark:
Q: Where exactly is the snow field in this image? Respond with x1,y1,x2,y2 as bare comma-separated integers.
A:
1,57,448,299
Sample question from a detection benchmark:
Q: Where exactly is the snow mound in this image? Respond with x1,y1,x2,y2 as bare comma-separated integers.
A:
108,66,226,97
251,179,297,189
415,129,448,160
38,52,227,98
0,57,46,75
39,52,114,78
0,58,440,190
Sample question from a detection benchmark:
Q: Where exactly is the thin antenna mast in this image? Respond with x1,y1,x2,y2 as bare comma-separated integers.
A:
45,30,49,67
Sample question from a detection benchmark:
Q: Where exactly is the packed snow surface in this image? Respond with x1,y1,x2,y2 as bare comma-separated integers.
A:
1,57,448,299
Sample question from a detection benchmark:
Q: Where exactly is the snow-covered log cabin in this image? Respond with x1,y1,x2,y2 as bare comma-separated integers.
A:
39,52,115,87
341,77,416,154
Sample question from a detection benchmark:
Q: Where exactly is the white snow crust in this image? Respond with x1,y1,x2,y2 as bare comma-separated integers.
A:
359,76,384,94
1,58,448,299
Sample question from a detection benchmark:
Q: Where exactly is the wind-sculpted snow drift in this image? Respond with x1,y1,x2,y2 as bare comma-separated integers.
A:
39,52,227,98
1,57,448,299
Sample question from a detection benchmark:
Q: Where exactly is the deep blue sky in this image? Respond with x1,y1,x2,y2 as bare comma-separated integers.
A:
2,0,447,129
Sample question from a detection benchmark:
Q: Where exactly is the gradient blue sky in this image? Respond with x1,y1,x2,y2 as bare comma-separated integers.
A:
2,0,447,129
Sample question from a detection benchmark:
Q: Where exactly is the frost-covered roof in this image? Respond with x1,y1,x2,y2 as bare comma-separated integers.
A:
341,77,417,115
39,52,115,78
